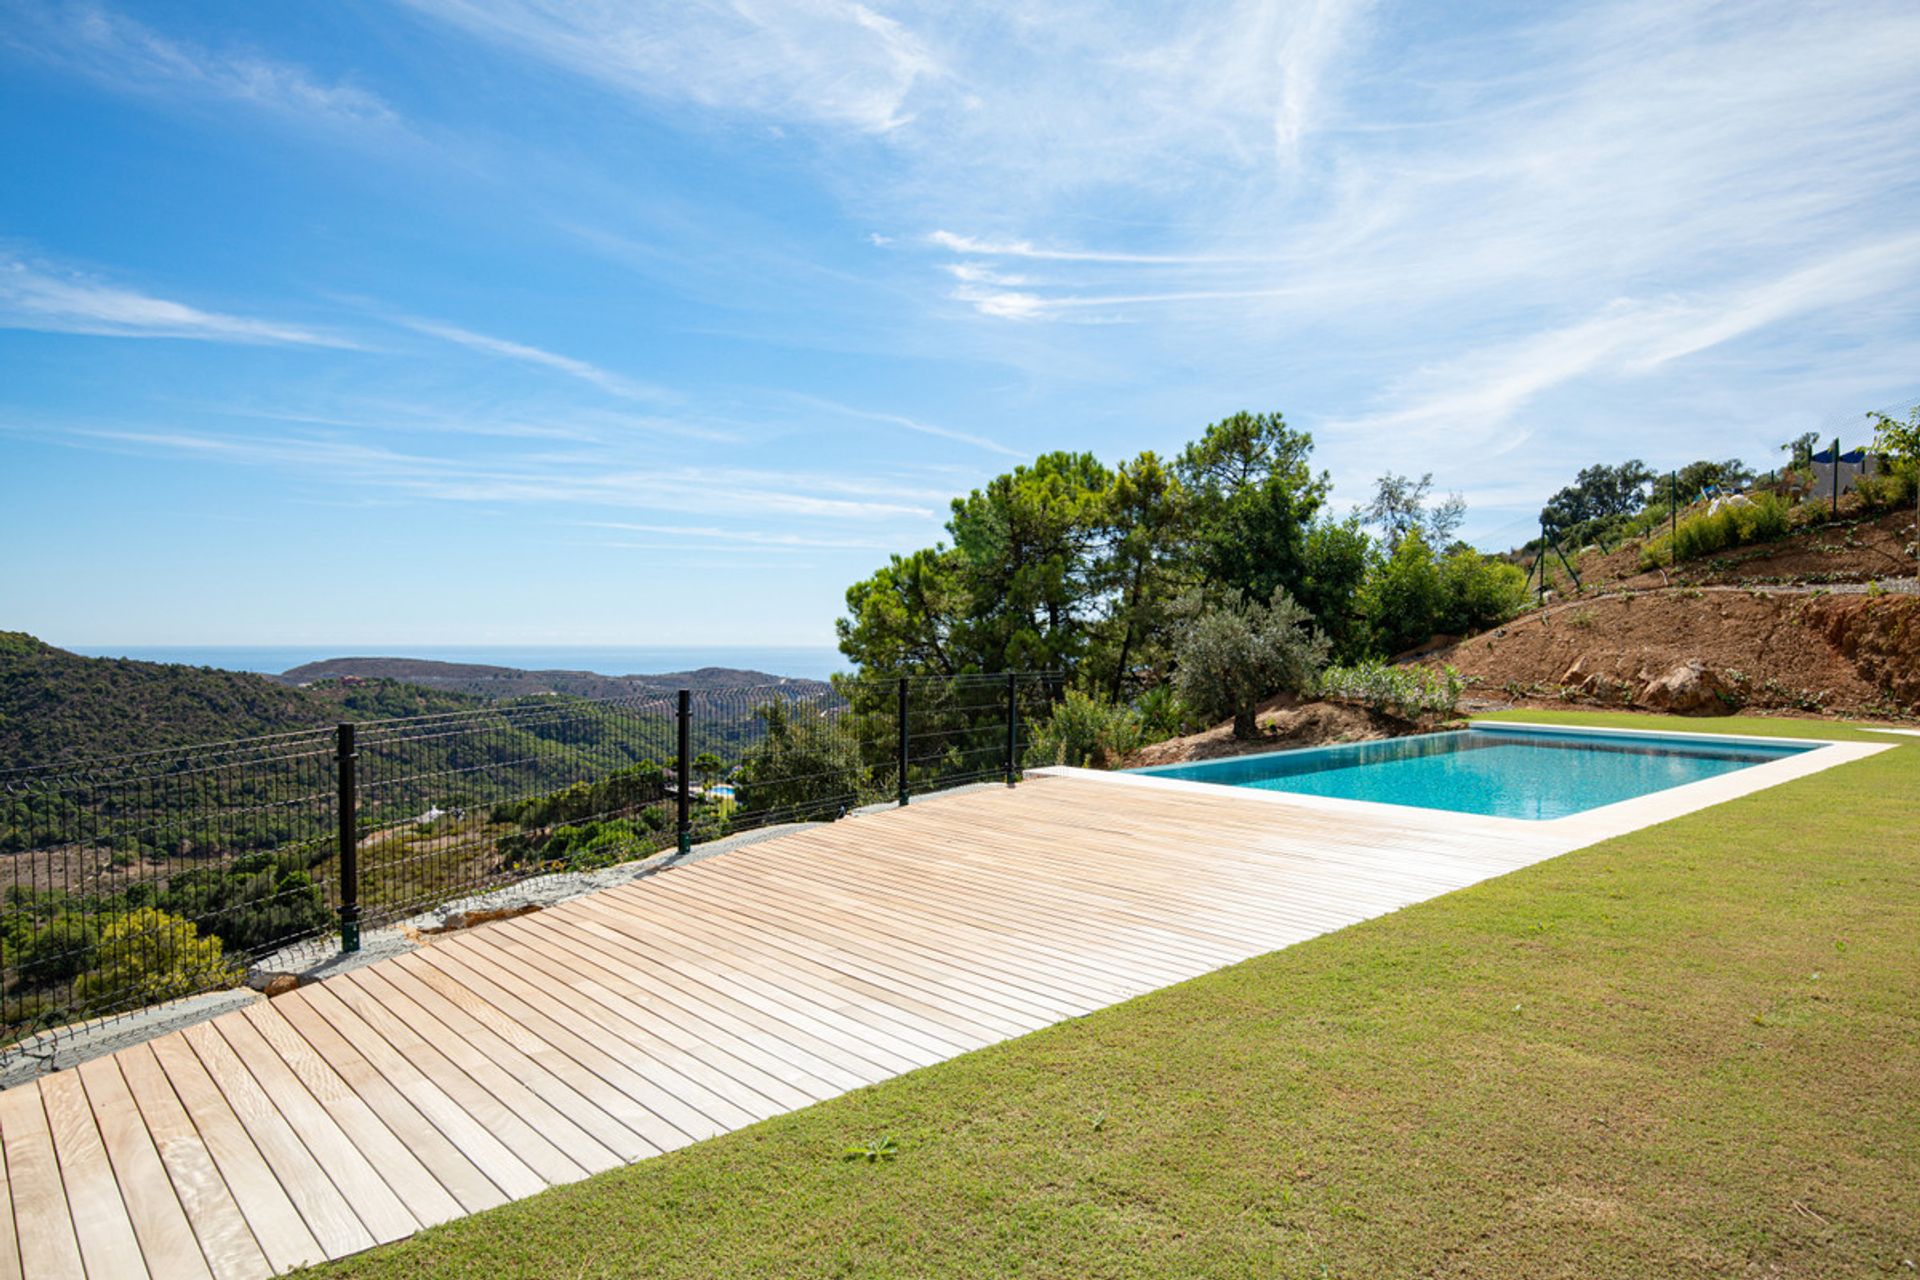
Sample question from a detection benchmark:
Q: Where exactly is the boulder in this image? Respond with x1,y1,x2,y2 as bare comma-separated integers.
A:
262,974,300,998
1637,660,1735,715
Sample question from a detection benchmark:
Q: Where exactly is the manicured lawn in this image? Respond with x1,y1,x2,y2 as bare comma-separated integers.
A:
306,713,1919,1279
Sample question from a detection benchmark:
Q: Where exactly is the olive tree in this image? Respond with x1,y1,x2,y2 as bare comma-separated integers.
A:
1171,588,1329,739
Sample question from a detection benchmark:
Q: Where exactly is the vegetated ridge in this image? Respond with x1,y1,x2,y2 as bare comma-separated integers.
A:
0,634,831,770
0,632,483,769
276,656,826,702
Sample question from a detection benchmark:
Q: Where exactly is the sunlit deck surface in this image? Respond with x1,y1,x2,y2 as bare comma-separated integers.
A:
0,745,1874,1278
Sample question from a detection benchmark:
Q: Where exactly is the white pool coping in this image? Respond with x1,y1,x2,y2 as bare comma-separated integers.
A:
1032,721,1891,851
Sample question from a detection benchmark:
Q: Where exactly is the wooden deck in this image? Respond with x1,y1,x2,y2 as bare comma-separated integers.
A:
0,761,1842,1277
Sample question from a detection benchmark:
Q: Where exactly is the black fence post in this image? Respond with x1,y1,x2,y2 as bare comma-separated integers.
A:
1669,471,1677,551
1004,673,1018,787
676,689,692,856
335,722,360,954
896,677,910,807
1832,436,1841,516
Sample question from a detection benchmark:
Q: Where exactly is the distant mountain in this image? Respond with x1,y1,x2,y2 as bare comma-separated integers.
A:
0,633,486,769
274,656,830,702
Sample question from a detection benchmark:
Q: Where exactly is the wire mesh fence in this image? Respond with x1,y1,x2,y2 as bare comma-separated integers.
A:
0,671,1059,1058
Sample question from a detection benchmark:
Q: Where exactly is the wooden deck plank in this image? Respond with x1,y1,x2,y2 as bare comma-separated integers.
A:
546,891,1012,1049
510,914,863,1099
0,1094,20,1280
374,955,691,1159
234,1002,463,1231
286,988,548,1203
10,757,1873,1278
476,927,824,1113
539,913,897,1089
403,942,746,1139
263,994,505,1218
607,875,1077,1028
610,871,1098,1020
630,872,1128,1012
558,894,991,1059
0,1083,85,1280
38,1070,148,1280
178,1021,381,1257
116,1042,276,1280
144,1032,329,1273
73,1057,213,1280
320,974,610,1186
558,914,917,1082
210,1012,425,1243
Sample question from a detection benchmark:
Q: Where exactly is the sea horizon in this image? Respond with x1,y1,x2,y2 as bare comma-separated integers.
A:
63,643,850,683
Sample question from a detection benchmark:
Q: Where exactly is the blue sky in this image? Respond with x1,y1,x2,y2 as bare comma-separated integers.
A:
4,0,1918,649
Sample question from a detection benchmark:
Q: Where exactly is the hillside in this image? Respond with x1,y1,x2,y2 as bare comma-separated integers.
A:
0,633,483,768
1540,504,1916,593
1428,588,1919,719
276,656,827,702
1427,502,1919,721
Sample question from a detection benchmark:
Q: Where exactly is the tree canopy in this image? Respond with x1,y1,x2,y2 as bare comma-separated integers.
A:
836,411,1528,706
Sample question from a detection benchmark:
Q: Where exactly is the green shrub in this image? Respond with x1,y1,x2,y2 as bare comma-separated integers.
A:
1856,464,1918,510
735,701,876,821
1670,493,1792,561
1317,661,1464,719
1172,588,1329,738
1356,534,1444,656
1436,550,1530,635
16,911,100,984
157,852,331,957
1024,689,1146,769
73,908,240,1010
1672,507,1737,560
1733,492,1791,541
1132,683,1198,740
501,815,665,872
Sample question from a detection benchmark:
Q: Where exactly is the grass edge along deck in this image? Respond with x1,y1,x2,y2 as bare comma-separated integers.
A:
0,732,1890,1278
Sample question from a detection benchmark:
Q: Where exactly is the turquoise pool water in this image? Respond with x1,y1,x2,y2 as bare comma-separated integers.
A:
1126,726,1814,820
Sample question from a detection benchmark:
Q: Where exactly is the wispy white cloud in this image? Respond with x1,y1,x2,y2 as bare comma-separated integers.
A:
581,521,891,550
55,425,940,521
399,317,665,402
925,231,1255,266
1325,234,1920,445
396,0,939,133
792,394,1021,457
6,2,398,127
0,256,357,346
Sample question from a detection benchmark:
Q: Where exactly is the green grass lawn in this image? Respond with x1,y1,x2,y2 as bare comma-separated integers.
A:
306,713,1919,1279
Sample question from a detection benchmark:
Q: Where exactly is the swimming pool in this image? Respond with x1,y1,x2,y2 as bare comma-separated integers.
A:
1125,724,1816,820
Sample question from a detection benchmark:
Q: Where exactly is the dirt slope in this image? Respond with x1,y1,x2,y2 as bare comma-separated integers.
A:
1120,696,1437,768
1426,589,1919,719
1550,505,1916,592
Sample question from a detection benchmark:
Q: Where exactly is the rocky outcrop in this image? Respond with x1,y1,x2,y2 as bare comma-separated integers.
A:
1637,660,1735,715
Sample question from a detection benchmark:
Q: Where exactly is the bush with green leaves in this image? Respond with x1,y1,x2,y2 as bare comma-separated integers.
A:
499,814,668,872
1316,661,1464,720
490,761,669,828
1671,493,1791,561
1172,588,1329,738
15,910,100,984
1436,550,1530,636
73,908,240,1010
1131,682,1199,740
735,699,879,821
1357,536,1530,654
1024,689,1146,769
150,851,331,957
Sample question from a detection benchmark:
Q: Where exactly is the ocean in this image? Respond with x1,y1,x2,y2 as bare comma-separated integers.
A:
64,644,850,682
